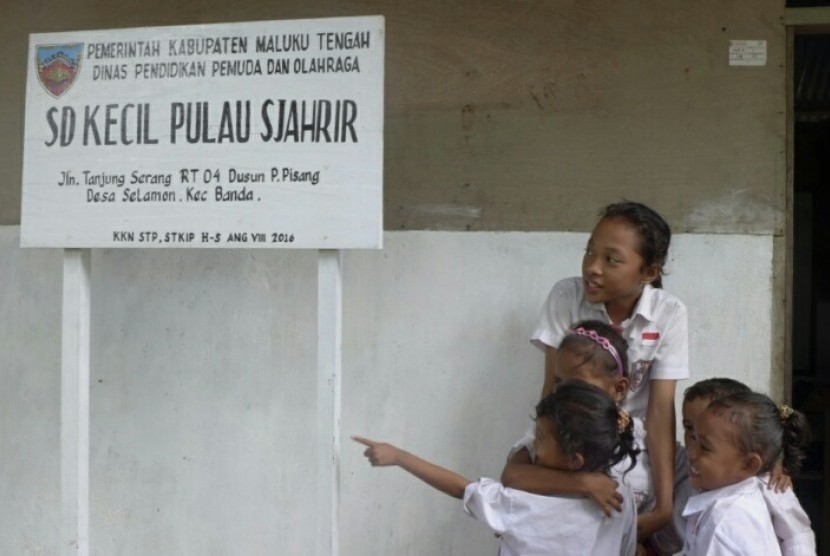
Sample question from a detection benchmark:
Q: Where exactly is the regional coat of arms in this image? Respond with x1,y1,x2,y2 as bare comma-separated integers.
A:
36,44,83,98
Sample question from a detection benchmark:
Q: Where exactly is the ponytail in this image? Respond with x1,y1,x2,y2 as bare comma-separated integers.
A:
708,392,812,476
613,409,639,476
779,404,812,476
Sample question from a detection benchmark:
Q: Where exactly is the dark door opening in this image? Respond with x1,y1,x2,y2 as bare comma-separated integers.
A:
792,31,830,556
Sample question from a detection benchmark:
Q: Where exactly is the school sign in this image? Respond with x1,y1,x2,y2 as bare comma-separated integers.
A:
21,17,384,248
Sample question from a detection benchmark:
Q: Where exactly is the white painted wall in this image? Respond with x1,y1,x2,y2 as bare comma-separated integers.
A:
0,226,774,555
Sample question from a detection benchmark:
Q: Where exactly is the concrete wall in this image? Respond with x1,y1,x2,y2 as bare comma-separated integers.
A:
0,227,775,555
2,0,785,233
0,0,790,553
1,0,792,375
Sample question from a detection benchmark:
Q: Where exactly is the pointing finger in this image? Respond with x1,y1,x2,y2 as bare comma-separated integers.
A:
351,435,376,447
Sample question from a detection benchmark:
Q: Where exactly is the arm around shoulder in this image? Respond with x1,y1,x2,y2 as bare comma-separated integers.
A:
501,448,623,516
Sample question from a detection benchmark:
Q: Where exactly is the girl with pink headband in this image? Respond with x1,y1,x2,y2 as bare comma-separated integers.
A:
567,325,626,377
503,320,658,555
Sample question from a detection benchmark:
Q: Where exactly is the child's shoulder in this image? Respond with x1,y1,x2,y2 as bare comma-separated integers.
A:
468,477,596,514
550,276,583,297
757,473,811,515
686,477,765,518
542,277,586,310
639,285,687,318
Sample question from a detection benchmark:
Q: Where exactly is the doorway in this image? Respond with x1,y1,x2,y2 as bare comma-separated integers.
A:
791,30,830,556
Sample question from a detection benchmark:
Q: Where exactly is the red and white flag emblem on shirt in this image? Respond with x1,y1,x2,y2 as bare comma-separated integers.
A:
641,331,660,346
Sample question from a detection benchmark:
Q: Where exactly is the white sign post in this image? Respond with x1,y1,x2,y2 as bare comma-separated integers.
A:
60,249,91,555
22,16,384,556
317,249,342,556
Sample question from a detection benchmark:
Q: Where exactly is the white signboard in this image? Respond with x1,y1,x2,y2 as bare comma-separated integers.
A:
728,39,767,67
21,17,384,249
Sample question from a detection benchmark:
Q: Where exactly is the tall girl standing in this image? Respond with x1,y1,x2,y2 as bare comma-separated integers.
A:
531,201,689,537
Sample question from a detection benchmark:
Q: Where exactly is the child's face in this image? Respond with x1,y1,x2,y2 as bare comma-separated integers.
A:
681,396,711,449
554,347,627,404
686,409,753,491
533,417,575,471
581,217,656,311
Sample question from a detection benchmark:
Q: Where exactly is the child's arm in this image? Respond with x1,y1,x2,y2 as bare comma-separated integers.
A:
500,447,623,516
637,379,676,539
353,436,472,499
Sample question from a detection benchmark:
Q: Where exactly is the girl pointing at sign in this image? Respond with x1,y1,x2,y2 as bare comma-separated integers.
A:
355,381,640,556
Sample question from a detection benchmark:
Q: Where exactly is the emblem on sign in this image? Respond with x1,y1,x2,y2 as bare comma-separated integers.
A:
36,44,83,98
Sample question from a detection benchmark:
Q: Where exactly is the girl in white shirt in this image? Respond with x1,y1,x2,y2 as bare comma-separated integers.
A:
503,320,655,517
649,378,815,555
531,201,689,539
682,391,812,556
354,381,640,556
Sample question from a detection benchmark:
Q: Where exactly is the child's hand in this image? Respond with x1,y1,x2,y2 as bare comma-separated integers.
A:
352,436,402,466
581,472,622,516
768,462,792,493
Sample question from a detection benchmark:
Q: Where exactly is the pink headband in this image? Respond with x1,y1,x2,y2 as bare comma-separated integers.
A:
566,327,625,377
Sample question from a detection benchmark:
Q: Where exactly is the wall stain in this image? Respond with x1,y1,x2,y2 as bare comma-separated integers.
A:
528,81,557,111
461,104,475,131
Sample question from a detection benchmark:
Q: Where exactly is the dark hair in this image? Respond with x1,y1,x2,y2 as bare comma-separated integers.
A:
559,319,630,378
707,391,812,476
536,381,639,474
684,377,751,404
600,201,671,289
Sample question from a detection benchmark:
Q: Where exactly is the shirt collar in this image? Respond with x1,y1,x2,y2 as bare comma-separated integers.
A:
585,283,657,324
682,476,759,517
633,284,656,322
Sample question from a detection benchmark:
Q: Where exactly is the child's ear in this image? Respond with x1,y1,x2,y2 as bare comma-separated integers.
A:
743,453,764,476
568,453,585,471
640,264,660,285
614,378,629,403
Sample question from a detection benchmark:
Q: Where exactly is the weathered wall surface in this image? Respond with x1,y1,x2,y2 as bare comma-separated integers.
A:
0,227,775,555
2,0,785,233
0,1,790,554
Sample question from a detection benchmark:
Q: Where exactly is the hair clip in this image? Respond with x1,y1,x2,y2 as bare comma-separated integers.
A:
779,404,793,422
566,327,625,377
617,410,631,433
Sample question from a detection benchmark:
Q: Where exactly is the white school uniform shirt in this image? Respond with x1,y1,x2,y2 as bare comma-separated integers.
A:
531,277,689,419
609,417,654,511
762,477,817,556
661,446,816,556
463,478,637,556
682,476,781,556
